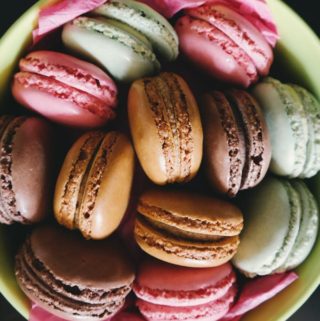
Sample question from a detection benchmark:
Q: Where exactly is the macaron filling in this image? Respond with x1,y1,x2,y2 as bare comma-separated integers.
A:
73,17,160,68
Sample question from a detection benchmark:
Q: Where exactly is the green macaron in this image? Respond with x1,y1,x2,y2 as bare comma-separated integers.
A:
252,77,320,178
62,0,179,82
93,0,179,61
233,177,319,277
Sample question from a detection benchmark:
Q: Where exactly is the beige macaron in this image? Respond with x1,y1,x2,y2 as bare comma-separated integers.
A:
128,72,203,185
134,189,244,267
54,131,134,240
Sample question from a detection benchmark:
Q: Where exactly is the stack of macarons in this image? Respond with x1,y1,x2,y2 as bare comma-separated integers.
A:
0,0,318,321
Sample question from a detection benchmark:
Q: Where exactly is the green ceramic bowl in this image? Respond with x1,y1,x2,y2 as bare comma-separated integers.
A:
0,0,319,320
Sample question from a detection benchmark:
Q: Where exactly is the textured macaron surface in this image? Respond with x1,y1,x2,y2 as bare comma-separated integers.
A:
202,89,271,196
93,0,179,61
54,130,134,239
12,51,117,128
15,226,135,321
134,189,243,267
128,72,203,185
134,258,236,307
233,177,305,277
0,116,54,225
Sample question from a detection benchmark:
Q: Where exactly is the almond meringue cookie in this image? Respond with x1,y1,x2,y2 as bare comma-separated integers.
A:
62,0,179,82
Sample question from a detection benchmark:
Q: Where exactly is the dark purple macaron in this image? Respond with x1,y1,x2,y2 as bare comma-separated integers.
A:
0,115,54,224
15,225,135,321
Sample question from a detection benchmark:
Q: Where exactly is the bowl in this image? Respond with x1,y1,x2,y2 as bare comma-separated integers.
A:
0,0,320,320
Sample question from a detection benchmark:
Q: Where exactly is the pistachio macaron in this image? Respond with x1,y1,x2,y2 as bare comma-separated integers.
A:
128,72,203,185
62,0,179,82
134,189,244,268
54,131,134,240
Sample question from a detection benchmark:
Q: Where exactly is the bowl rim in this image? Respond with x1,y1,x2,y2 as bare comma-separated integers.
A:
0,0,320,320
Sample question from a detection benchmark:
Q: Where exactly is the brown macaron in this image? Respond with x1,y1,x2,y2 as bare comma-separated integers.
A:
54,131,134,240
202,89,271,197
0,115,54,224
128,72,203,185
134,189,243,268
15,225,135,321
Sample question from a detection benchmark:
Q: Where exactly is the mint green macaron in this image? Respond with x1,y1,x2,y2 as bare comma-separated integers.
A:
233,177,319,277
93,0,179,61
252,77,320,178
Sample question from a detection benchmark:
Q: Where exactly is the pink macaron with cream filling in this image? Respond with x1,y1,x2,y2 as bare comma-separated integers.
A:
12,51,118,128
175,3,274,87
133,258,237,321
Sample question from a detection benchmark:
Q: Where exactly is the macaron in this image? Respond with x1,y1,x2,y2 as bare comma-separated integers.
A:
62,1,179,82
93,0,179,61
15,225,135,321
128,72,203,185
134,258,237,321
233,177,319,277
0,115,54,224
54,130,134,240
201,89,271,197
175,3,274,87
252,77,320,178
12,51,117,128
134,189,244,268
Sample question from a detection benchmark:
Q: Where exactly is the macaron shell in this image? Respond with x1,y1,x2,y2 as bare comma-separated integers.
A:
186,4,273,75
12,118,53,223
136,285,236,321
62,17,159,82
135,216,240,268
81,132,135,240
138,189,244,236
12,74,112,128
279,180,319,271
233,177,301,277
94,0,179,61
54,131,105,229
175,16,258,87
252,78,308,177
201,91,245,196
19,50,117,106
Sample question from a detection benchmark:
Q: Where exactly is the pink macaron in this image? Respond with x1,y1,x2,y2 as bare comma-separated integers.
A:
12,50,118,128
133,258,237,321
175,3,274,87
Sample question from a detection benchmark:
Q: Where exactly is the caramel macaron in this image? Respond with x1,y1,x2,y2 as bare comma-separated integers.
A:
134,189,243,267
15,225,135,321
54,131,134,239
128,72,203,185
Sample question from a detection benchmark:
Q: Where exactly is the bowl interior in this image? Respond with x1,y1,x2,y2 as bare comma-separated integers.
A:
0,0,320,320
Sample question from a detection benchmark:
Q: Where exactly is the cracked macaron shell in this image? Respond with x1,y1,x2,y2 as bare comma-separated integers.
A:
134,189,243,267
0,116,54,224
128,72,203,185
54,131,134,240
15,225,135,321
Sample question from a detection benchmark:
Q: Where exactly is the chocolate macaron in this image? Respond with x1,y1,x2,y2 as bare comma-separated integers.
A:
0,115,54,224
54,130,134,240
202,90,271,197
134,189,243,267
128,72,203,185
15,225,135,321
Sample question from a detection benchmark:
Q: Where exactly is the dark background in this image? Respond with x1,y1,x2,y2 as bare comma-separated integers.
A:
0,1,319,320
